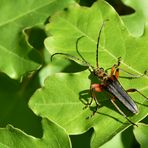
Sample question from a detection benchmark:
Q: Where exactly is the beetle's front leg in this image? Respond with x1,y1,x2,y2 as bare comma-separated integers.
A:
108,57,147,79
110,57,121,79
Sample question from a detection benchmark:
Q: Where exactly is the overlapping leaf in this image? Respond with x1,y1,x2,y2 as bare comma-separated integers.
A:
121,0,148,36
29,0,148,147
0,0,74,147
133,123,148,148
0,0,73,79
0,119,71,148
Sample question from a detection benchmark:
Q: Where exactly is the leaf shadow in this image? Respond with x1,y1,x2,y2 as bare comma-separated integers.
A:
0,72,42,137
79,73,136,125
135,101,148,108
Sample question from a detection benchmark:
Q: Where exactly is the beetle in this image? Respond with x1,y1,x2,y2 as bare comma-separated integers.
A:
51,20,147,126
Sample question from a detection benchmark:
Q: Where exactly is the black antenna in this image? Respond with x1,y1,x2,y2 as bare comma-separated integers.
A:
76,36,88,64
51,36,95,71
51,52,93,68
76,36,94,71
96,19,109,68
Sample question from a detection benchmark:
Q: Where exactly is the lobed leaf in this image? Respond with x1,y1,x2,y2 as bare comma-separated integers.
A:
0,0,73,79
30,0,148,147
121,0,148,36
0,119,71,148
133,123,148,148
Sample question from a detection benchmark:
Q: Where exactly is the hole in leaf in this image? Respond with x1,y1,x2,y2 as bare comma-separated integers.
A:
105,0,135,15
25,27,47,50
78,0,97,7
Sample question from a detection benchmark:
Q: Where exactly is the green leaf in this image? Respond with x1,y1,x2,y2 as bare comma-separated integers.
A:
121,0,148,36
29,72,148,147
100,132,124,148
30,1,148,147
0,118,71,148
0,72,42,137
133,123,148,148
100,126,139,148
0,0,73,79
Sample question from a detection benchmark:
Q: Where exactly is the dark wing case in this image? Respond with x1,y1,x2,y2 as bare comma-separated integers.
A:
106,76,138,114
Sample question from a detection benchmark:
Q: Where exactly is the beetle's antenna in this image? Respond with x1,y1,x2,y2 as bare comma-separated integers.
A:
51,52,93,70
51,35,95,71
76,36,87,63
76,36,94,69
96,19,109,68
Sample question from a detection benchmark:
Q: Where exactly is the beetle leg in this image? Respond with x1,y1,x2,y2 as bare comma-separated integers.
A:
84,84,102,108
111,97,138,126
106,57,147,79
85,84,104,116
119,69,148,79
110,65,115,77
91,84,103,106
107,57,146,79
117,57,121,67
115,68,119,79
110,66,120,79
126,89,148,100
83,91,93,109
110,57,121,78
109,68,147,80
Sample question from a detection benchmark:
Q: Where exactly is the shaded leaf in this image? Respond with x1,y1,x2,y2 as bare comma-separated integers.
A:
100,126,140,148
100,132,124,148
133,123,148,148
0,118,71,148
0,72,42,137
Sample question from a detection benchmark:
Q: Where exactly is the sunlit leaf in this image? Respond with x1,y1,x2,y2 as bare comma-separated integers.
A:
121,0,148,36
30,1,148,147
0,0,73,79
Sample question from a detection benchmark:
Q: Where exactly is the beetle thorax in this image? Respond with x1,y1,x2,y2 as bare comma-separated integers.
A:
94,68,108,80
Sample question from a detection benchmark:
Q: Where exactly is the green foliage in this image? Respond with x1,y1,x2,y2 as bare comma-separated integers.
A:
134,123,148,148
0,0,147,148
31,0,148,147
0,119,71,148
0,0,73,79
121,0,148,36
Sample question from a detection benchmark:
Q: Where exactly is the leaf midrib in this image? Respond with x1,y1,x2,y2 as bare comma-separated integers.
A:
0,0,55,27
59,17,148,82
0,44,38,65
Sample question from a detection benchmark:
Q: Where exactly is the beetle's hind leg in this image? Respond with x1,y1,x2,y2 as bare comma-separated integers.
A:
110,97,138,126
127,88,148,100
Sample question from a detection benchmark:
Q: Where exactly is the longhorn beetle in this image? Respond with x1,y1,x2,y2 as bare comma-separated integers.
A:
51,20,147,126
